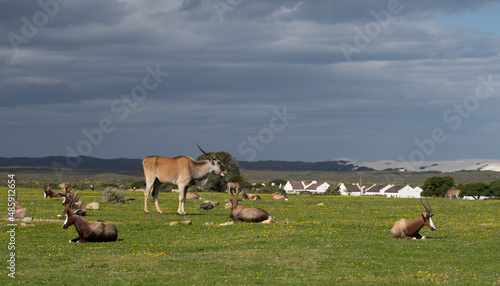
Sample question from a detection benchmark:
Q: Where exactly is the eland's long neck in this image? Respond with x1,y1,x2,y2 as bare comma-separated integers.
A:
192,160,212,180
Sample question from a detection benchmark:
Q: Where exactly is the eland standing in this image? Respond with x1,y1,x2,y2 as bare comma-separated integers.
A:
142,144,227,216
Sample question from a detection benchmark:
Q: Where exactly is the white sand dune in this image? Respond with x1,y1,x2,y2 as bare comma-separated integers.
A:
334,158,500,172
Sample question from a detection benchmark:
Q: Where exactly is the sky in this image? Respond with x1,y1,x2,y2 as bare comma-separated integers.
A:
1,0,500,164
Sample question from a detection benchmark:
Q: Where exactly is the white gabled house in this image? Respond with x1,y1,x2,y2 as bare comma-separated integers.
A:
399,186,423,198
365,184,393,196
283,181,306,194
337,183,423,198
384,185,404,197
338,183,363,196
305,181,330,194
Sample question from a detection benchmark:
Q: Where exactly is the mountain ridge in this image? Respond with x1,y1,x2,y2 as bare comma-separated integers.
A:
1,156,500,172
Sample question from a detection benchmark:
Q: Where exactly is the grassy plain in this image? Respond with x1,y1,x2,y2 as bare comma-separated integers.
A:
1,187,499,285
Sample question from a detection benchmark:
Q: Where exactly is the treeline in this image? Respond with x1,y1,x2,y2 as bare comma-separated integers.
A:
421,176,500,198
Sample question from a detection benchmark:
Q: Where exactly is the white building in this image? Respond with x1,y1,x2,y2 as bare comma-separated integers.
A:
283,181,306,194
305,181,330,194
399,186,423,198
337,183,423,198
365,184,393,196
338,183,363,196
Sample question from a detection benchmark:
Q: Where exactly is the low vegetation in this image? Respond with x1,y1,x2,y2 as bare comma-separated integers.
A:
101,188,126,204
1,187,499,285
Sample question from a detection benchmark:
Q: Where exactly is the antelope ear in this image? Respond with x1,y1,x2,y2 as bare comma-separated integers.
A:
421,214,426,221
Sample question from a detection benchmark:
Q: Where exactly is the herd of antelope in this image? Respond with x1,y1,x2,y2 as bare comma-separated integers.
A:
6,144,438,242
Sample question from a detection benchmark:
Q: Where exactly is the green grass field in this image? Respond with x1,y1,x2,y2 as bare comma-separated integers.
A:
1,188,499,285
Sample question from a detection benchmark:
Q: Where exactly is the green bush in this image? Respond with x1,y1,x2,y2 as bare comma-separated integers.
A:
102,188,126,204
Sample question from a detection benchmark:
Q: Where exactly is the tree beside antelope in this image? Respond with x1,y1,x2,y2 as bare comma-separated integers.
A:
391,198,435,240
142,144,227,216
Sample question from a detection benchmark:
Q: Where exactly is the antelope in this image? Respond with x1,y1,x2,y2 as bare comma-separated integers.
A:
62,189,83,208
59,182,68,190
241,192,261,200
391,198,435,240
43,185,65,198
4,195,28,220
445,189,461,199
62,195,118,243
229,190,271,223
273,192,288,201
62,192,85,216
226,182,240,193
142,144,227,216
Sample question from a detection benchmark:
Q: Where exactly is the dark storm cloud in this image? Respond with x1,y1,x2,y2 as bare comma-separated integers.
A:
1,0,500,161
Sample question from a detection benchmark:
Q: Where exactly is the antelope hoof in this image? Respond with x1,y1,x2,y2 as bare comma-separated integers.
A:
178,213,187,217
145,212,151,215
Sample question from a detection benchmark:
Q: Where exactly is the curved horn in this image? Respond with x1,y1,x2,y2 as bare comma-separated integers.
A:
196,143,211,156
69,192,80,209
426,197,432,213
420,197,431,213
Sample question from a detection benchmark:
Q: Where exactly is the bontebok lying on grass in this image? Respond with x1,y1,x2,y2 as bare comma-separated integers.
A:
62,195,117,243
391,198,435,239
4,195,28,220
43,185,65,198
229,190,271,223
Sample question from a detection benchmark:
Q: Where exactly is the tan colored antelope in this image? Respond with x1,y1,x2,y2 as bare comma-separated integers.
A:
229,190,271,223
171,189,202,200
273,192,288,200
62,195,117,243
226,182,240,193
4,195,28,220
391,198,435,239
43,185,65,198
445,189,461,199
142,144,227,216
241,191,261,200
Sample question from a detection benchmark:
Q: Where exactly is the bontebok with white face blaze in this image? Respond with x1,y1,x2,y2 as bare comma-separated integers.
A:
142,144,227,216
391,198,435,240
62,195,117,243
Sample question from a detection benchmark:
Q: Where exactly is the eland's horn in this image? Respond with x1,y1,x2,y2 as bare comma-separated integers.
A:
196,143,212,156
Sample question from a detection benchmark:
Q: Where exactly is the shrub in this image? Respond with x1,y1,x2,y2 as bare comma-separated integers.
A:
102,188,126,204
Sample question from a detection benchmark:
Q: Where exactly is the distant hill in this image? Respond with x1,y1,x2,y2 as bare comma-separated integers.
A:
0,156,143,172
1,156,499,173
